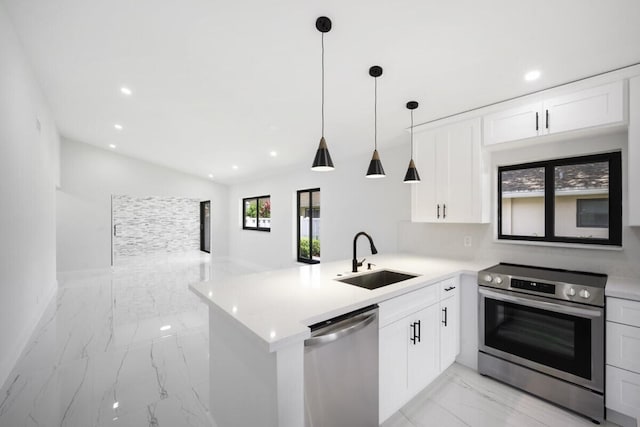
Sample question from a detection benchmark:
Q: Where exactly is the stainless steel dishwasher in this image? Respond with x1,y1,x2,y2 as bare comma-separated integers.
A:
304,304,379,427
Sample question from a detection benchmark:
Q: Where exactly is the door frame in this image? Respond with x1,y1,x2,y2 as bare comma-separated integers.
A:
200,200,211,253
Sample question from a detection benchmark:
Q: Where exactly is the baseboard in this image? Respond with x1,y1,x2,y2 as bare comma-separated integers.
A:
0,279,57,390
607,408,639,427
56,267,113,285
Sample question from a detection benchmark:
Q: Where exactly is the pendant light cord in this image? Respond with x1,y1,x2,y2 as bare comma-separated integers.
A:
374,77,377,150
321,33,325,138
410,109,414,159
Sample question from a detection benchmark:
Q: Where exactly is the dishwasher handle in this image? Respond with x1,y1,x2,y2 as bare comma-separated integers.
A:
304,312,377,347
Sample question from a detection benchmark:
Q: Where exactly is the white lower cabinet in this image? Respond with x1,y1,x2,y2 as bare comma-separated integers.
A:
379,277,460,423
439,280,460,371
606,296,640,423
407,305,440,396
379,314,410,421
607,365,640,421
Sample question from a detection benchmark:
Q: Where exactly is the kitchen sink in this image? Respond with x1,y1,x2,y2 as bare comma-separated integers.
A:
336,269,419,290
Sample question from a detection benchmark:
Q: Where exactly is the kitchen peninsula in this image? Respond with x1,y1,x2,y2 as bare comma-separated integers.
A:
189,254,486,427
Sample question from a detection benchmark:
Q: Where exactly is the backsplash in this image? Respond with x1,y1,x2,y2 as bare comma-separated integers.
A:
398,221,640,277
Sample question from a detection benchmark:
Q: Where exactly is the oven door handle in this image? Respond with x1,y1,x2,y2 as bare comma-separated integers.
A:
478,288,602,318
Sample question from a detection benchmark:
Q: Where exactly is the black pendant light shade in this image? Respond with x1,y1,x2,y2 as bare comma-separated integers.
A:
311,17,335,172
404,159,420,182
403,101,421,183
367,149,385,178
366,66,385,179
312,137,334,171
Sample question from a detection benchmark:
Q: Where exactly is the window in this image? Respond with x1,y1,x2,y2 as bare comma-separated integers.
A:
577,198,609,228
297,189,320,263
243,195,271,231
498,152,621,246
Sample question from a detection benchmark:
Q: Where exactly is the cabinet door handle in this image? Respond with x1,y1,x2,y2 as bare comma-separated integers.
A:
436,204,440,219
410,323,416,345
444,286,456,292
442,307,448,326
545,109,549,129
113,225,117,237
443,204,446,219
535,112,539,131
416,320,421,343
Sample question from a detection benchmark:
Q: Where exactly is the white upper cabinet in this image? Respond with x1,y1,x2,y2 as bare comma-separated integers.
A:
543,81,624,134
411,128,440,222
412,117,488,223
483,102,543,146
629,75,640,226
483,81,625,147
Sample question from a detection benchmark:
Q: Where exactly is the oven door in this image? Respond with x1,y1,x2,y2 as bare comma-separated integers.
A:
478,286,604,392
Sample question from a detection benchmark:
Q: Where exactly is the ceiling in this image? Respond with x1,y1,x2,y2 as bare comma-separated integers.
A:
4,0,640,184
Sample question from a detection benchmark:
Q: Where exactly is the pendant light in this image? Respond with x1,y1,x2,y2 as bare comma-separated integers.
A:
311,16,335,171
403,101,421,183
366,66,385,178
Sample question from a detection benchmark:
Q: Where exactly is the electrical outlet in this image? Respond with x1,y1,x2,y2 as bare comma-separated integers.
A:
463,236,472,247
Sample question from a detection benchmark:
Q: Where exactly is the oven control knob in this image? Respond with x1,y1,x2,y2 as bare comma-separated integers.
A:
493,276,503,285
579,289,591,299
567,288,576,297
483,274,493,283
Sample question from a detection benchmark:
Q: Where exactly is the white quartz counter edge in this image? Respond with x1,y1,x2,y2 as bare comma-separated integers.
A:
189,254,489,353
606,276,640,301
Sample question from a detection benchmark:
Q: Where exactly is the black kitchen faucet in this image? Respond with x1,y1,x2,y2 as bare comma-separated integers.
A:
352,232,378,273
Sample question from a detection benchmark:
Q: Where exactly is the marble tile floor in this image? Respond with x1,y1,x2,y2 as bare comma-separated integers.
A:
382,363,617,427
0,252,265,427
1,251,619,427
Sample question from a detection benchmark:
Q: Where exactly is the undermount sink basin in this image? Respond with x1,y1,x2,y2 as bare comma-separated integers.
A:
336,269,419,290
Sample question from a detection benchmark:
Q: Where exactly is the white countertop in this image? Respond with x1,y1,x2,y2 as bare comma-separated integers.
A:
189,254,488,352
606,275,640,301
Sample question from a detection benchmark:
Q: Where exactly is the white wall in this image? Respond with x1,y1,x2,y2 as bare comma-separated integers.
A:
510,197,545,236
57,138,230,272
0,2,59,387
400,131,640,277
227,145,412,269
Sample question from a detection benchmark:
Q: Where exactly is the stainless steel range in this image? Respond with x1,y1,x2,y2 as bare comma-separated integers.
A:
477,263,607,423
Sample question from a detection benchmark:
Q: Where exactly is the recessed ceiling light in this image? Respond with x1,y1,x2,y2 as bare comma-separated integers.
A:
120,86,132,96
524,70,541,81
109,144,117,149
114,124,123,130
160,325,171,331
270,151,277,157
112,402,119,410
232,165,239,170
208,173,214,179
